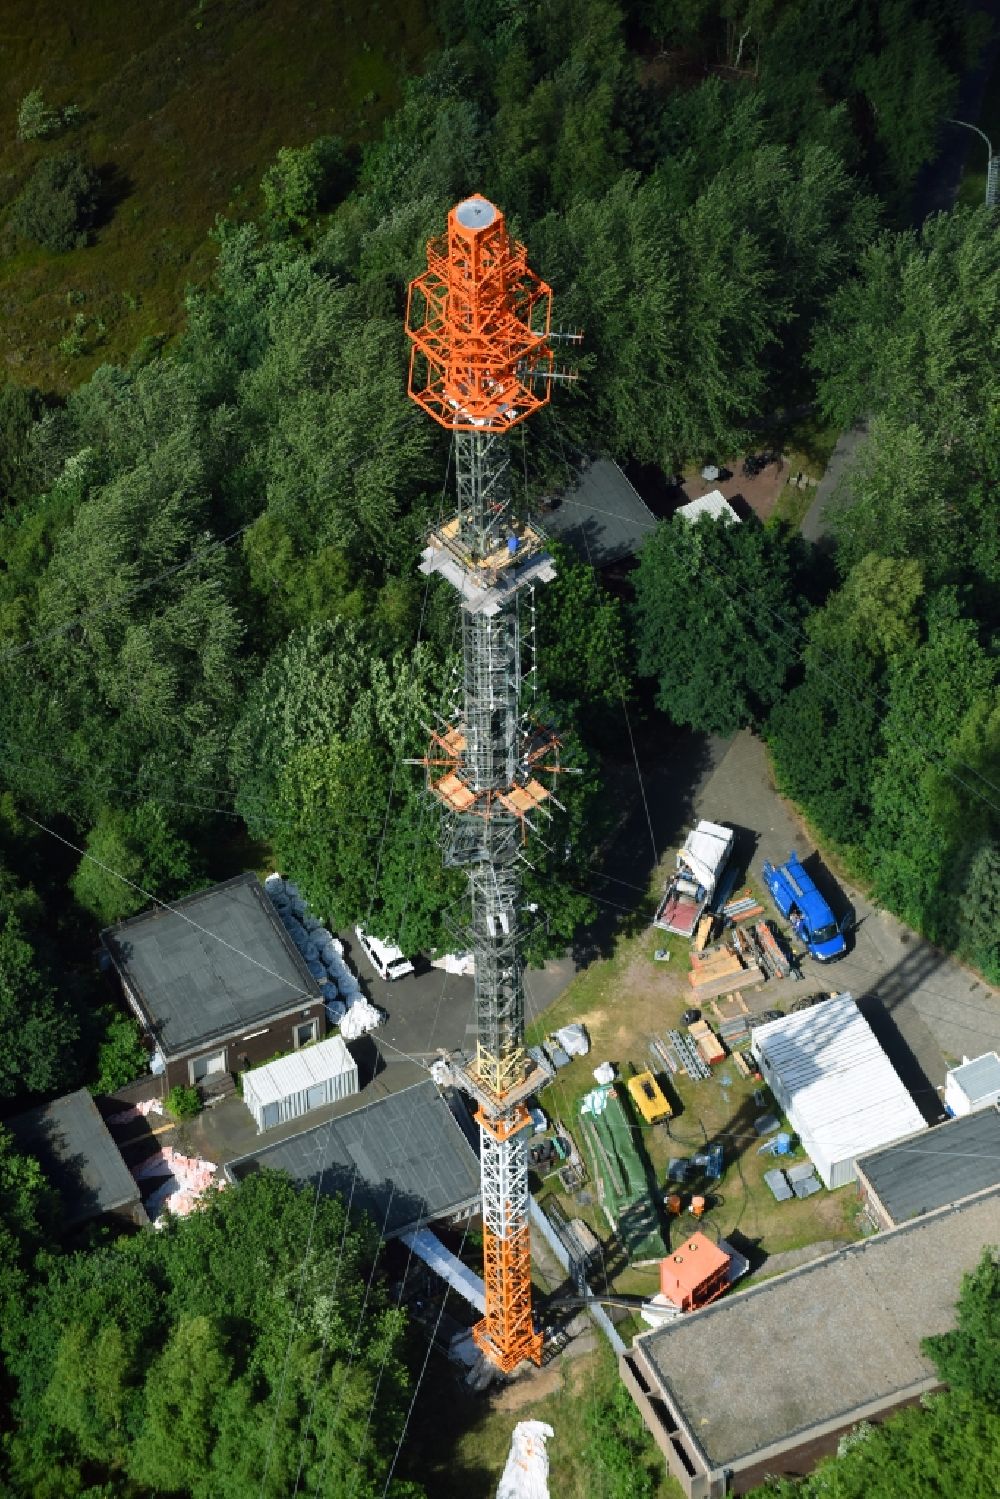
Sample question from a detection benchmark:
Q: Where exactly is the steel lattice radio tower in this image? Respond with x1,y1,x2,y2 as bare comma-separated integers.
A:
406,196,566,1373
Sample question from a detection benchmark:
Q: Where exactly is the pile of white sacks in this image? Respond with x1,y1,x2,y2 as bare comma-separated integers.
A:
263,873,383,1042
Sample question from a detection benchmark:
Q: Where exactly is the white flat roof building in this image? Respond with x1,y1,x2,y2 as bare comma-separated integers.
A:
675,489,741,525
944,1052,1000,1117
750,993,926,1188
242,1034,359,1132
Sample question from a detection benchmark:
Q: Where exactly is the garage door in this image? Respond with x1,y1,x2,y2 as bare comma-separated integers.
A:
190,1049,226,1083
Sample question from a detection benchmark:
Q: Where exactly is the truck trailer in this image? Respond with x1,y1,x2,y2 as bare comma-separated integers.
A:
654,820,734,937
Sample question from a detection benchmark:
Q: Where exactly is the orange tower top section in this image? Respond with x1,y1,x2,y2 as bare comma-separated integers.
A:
406,195,554,431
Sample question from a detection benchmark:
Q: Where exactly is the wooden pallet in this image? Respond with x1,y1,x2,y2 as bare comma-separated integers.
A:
689,963,765,1002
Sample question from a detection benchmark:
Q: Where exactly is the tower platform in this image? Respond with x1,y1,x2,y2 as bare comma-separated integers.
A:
418,516,556,615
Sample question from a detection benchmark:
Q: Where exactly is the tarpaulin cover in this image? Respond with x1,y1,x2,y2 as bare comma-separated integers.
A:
678,821,733,894
554,1023,590,1057
340,998,383,1041
496,1422,554,1499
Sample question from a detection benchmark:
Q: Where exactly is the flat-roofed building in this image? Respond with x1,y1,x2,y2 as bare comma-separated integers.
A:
621,1189,1000,1497
6,1088,146,1231
544,458,658,566
224,1079,481,1238
855,1107,1000,1229
944,1052,1000,1117
102,873,326,1094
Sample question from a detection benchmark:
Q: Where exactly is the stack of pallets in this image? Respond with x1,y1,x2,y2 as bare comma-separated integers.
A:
688,1018,726,1066
710,993,751,1050
688,942,764,1001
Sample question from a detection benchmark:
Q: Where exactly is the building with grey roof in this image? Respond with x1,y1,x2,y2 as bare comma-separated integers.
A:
544,458,657,566
224,1079,481,1238
621,1188,1000,1497
5,1088,145,1230
855,1107,1000,1229
102,873,325,1094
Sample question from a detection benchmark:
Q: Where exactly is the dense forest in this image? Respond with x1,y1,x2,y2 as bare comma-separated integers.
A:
0,0,998,1493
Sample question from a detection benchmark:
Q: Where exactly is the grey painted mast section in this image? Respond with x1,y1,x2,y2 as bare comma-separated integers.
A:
446,431,534,1090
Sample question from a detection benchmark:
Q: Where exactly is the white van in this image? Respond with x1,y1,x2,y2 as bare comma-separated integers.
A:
355,927,414,982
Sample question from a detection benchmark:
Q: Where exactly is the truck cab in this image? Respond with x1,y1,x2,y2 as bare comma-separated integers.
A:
761,854,848,962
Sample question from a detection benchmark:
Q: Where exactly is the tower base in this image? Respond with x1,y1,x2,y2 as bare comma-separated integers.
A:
472,1319,544,1374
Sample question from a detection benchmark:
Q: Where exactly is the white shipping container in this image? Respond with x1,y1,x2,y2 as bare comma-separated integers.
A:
944,1052,1000,1117
750,993,926,1189
242,1035,359,1132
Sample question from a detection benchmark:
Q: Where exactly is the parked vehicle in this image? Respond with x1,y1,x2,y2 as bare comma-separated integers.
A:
654,820,735,937
761,854,849,962
354,927,414,982
627,1070,674,1125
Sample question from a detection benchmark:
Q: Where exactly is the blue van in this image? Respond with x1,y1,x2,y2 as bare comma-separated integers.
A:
761,854,848,962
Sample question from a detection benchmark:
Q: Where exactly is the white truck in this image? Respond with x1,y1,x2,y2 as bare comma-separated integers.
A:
653,820,734,938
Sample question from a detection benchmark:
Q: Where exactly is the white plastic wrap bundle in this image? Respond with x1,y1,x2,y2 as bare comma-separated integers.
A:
496,1423,554,1499
340,998,382,1041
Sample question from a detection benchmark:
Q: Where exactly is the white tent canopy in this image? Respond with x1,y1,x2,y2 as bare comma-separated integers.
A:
750,993,926,1188
676,490,741,526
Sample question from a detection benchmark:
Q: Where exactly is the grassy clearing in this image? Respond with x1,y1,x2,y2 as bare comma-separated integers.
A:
776,410,841,481
0,0,434,390
767,477,816,531
402,1342,685,1499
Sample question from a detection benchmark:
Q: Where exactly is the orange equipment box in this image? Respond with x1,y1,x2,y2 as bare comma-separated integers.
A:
659,1232,731,1312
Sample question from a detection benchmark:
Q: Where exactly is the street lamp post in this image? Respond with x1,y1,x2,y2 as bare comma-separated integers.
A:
947,117,999,208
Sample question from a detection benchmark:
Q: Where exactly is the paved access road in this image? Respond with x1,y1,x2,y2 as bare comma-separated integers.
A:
342,928,577,1065
698,732,1000,1116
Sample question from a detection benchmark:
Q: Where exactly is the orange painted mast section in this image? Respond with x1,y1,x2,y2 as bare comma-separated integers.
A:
406,195,553,432
406,197,562,1373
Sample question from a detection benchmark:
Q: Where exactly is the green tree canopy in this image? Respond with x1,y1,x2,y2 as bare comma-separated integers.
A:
0,865,74,1098
633,514,807,735
924,1247,1000,1409
2,1171,421,1498
70,802,203,927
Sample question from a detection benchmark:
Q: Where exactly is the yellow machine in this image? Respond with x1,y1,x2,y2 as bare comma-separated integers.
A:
628,1070,674,1125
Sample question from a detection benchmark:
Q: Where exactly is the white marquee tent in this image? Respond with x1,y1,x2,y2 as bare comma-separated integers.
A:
750,993,926,1189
